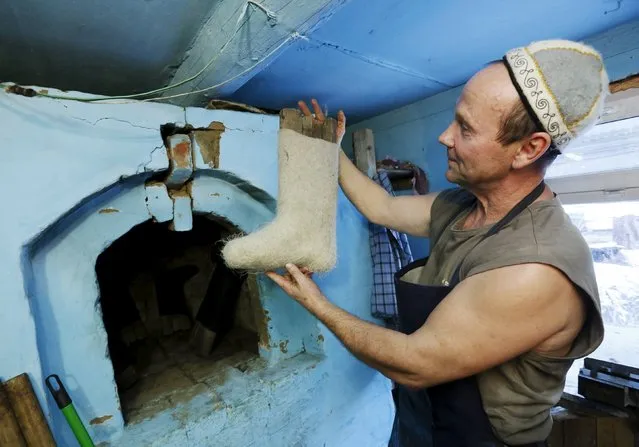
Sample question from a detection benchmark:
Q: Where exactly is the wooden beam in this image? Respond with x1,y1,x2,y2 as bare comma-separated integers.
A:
562,417,597,447
352,128,377,178
610,73,639,94
597,417,636,447
3,374,56,447
0,383,26,447
162,0,352,106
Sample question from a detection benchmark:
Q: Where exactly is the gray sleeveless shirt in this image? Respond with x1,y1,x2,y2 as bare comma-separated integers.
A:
409,188,604,444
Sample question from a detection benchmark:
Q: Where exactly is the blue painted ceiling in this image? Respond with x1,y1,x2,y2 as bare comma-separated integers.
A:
1,0,638,123
0,0,214,95
231,0,639,123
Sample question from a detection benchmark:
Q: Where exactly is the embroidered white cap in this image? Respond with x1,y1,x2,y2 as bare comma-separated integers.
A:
503,40,610,152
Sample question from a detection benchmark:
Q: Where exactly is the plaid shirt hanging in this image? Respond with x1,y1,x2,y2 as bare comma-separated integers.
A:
369,170,414,322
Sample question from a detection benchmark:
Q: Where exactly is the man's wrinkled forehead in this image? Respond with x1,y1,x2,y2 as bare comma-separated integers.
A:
458,64,520,119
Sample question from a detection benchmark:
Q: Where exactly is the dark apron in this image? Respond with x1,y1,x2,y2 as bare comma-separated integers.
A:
391,182,548,447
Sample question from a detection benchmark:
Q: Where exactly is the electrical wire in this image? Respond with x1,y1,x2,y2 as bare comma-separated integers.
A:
2,0,287,104
142,32,303,103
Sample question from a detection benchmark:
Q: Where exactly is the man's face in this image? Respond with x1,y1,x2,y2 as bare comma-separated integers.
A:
438,63,521,188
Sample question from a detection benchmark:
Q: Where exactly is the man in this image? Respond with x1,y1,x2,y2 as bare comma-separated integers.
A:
267,39,608,446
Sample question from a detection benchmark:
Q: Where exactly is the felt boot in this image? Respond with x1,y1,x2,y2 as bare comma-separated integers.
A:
222,128,339,272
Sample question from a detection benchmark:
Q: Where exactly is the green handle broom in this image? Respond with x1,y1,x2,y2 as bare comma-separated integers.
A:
45,374,95,447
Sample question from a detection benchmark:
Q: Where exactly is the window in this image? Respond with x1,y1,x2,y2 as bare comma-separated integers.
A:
546,98,639,396
546,115,639,205
560,200,639,395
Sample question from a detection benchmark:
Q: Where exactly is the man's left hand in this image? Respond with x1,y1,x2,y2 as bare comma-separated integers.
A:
266,264,326,309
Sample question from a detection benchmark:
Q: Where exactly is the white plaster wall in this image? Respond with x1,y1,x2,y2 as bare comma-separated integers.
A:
0,89,394,446
0,90,181,418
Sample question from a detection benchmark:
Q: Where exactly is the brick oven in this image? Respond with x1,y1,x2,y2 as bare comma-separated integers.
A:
0,87,393,446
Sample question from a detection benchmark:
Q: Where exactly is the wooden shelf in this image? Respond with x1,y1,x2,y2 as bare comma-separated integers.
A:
379,168,413,180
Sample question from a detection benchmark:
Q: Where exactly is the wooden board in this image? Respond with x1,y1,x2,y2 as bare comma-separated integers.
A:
563,417,597,447
352,128,376,178
279,108,337,143
551,415,638,447
596,417,635,447
3,374,56,447
610,74,639,94
0,383,26,447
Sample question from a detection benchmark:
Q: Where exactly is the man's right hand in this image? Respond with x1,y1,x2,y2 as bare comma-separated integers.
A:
297,99,346,146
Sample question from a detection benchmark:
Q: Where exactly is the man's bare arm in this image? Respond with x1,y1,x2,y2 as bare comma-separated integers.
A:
338,150,439,237
282,262,586,388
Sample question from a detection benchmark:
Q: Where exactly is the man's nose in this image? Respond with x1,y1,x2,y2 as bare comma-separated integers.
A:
439,124,454,148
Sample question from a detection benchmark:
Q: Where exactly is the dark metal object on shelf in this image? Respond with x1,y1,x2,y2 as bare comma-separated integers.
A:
377,168,415,191
379,168,414,180
577,358,639,414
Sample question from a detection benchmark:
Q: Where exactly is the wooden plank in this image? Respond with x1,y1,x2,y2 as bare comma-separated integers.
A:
3,374,56,447
548,418,564,447
279,108,337,143
302,113,316,138
279,109,303,134
563,416,597,447
613,419,638,447
0,383,26,447
610,74,639,94
322,113,336,142
596,417,636,447
352,128,376,178
598,417,618,447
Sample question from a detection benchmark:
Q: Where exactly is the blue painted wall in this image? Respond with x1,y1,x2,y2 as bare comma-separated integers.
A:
0,88,393,446
342,19,639,259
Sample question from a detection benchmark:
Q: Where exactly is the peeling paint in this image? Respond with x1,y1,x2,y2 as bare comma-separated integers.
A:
208,192,230,201
317,334,324,342
165,134,193,189
279,340,289,353
98,208,120,214
194,121,225,168
5,84,37,97
90,415,113,425
172,141,190,164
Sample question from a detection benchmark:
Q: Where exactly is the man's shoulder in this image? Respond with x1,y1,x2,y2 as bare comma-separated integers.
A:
475,199,591,262
464,198,599,298
527,199,593,258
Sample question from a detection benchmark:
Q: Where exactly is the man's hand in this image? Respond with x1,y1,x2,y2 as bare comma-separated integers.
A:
266,264,326,309
297,98,346,146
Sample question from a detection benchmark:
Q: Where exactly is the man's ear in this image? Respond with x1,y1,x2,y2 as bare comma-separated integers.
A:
512,132,552,169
